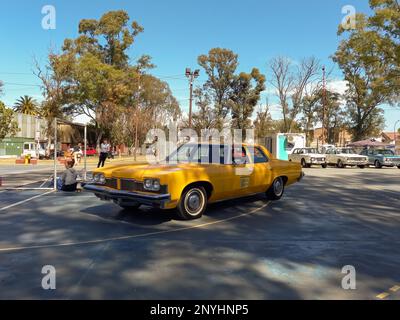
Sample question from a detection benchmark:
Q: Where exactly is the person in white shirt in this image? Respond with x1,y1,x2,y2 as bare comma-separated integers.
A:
98,139,110,168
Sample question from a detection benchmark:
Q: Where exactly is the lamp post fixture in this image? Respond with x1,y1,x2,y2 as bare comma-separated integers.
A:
185,68,200,128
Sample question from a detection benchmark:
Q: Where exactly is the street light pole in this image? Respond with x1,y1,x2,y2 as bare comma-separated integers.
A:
322,66,326,145
394,120,400,154
185,68,200,128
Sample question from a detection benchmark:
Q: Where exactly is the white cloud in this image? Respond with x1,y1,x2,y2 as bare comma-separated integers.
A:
327,80,348,95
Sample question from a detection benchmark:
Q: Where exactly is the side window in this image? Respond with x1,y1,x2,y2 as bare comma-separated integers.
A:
232,146,249,165
293,149,299,154
248,147,269,164
199,144,210,163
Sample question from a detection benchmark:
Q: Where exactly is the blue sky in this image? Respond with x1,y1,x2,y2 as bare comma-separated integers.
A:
0,0,398,131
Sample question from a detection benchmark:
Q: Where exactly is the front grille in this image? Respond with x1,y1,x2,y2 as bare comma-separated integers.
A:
120,179,145,192
120,178,168,194
316,158,325,161
105,178,118,189
348,157,363,161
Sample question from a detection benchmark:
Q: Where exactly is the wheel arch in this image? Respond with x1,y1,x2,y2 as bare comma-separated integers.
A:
181,181,214,200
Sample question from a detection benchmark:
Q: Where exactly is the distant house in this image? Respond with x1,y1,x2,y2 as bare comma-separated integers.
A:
0,113,86,157
381,132,400,145
0,113,47,157
310,127,352,148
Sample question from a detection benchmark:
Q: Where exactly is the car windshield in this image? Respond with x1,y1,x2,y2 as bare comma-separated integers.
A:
376,150,394,156
339,148,357,154
305,148,320,154
166,144,249,165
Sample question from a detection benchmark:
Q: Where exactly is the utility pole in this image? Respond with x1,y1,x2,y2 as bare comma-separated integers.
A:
185,68,200,128
322,66,326,146
394,120,400,155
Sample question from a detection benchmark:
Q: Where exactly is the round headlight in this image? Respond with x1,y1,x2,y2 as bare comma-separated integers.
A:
153,180,161,191
144,179,153,190
98,174,106,184
94,174,100,183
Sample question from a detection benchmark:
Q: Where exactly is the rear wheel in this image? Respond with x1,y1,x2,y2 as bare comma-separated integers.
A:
358,165,365,169
177,186,207,220
374,160,382,169
321,164,327,169
266,177,285,201
398,166,400,169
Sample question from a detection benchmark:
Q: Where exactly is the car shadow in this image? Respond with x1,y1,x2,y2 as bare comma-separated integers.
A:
81,193,270,226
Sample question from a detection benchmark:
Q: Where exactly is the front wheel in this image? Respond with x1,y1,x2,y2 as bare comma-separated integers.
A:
397,166,400,169
358,165,365,169
321,164,327,169
177,186,208,220
266,177,285,201
374,160,382,169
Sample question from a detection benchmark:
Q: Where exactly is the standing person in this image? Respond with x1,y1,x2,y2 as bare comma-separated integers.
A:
73,143,83,166
98,139,110,168
61,160,79,192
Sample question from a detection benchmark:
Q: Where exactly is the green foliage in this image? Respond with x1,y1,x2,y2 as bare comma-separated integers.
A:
13,95,38,115
334,0,400,140
229,68,266,137
37,10,180,148
197,48,239,130
196,48,265,134
0,101,19,140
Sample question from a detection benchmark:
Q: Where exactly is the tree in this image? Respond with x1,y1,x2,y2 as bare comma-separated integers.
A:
13,95,38,115
333,1,399,140
299,90,321,146
229,68,266,137
269,57,320,133
197,48,238,130
189,88,217,136
39,10,146,147
253,103,274,140
368,0,400,102
0,101,18,140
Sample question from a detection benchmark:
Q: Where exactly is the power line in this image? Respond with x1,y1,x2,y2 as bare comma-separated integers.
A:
2,82,41,87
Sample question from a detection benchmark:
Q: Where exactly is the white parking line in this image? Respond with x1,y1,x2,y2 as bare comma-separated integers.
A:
0,190,55,212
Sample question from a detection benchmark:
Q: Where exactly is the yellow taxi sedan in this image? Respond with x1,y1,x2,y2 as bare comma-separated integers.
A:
84,143,304,220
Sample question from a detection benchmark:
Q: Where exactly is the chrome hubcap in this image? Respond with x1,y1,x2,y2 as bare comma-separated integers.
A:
185,189,204,215
188,193,201,211
273,179,283,196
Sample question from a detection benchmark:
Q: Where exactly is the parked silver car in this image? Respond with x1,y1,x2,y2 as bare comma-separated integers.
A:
289,148,327,168
325,148,368,168
360,149,400,169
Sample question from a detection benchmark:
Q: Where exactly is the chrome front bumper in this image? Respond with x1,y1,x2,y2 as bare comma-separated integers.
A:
344,160,369,165
84,184,171,208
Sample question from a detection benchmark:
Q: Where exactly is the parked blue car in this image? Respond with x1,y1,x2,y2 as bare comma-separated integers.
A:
360,149,400,169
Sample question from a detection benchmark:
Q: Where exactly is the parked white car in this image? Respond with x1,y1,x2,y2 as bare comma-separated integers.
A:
22,142,46,159
289,148,327,168
325,148,368,168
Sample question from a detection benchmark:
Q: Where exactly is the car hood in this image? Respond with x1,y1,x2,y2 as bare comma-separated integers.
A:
376,154,400,158
306,153,325,157
104,163,200,180
337,154,366,158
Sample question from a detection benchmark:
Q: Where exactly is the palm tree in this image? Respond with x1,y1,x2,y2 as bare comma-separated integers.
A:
14,95,38,115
